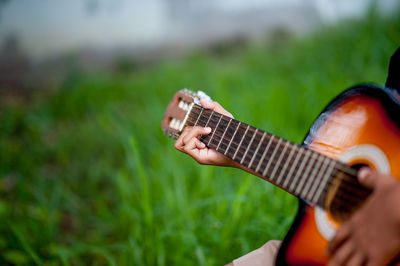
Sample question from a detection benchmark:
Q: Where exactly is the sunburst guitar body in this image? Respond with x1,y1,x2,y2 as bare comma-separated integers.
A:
162,84,400,265
277,85,400,265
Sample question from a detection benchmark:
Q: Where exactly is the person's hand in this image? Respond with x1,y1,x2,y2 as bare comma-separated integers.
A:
174,99,237,167
327,168,400,266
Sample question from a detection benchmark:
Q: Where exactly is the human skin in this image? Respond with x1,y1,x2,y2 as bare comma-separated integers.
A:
174,99,261,178
175,99,400,266
174,99,236,168
327,168,400,266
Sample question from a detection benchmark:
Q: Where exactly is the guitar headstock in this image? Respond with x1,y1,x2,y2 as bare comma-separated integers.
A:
161,89,201,139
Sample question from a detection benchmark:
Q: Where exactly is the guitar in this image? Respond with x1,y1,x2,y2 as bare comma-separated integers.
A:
161,84,400,265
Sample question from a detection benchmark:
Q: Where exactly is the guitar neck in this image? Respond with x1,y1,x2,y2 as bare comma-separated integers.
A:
184,104,357,208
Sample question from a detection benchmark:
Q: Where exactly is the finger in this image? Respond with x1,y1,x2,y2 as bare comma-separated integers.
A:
174,126,193,150
328,241,355,266
347,252,366,266
184,137,203,152
174,135,184,150
184,138,206,162
327,224,351,255
182,126,212,145
195,138,206,149
200,99,233,118
357,167,376,189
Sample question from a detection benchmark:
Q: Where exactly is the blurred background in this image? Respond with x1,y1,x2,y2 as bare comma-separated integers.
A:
0,0,399,265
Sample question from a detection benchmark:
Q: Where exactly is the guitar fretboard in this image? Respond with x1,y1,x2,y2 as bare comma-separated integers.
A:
185,104,359,208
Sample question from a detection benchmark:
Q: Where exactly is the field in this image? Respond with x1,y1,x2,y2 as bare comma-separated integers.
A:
0,11,399,265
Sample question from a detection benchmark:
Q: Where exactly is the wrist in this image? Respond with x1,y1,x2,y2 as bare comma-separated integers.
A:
223,158,239,168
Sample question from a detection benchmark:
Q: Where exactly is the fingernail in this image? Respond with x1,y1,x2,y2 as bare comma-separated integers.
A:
205,127,211,133
358,167,371,179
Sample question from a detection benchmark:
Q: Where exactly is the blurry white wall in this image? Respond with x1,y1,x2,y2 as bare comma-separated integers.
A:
0,0,398,61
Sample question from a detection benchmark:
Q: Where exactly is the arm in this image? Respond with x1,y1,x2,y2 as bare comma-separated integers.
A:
327,168,400,266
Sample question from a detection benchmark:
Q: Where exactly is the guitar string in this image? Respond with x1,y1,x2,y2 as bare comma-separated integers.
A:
317,182,370,212
313,168,370,204
186,107,370,204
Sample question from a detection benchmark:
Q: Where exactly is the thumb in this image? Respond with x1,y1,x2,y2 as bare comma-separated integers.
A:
200,99,233,118
357,167,377,189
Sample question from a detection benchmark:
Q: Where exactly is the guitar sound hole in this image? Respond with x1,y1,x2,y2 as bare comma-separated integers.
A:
328,164,372,223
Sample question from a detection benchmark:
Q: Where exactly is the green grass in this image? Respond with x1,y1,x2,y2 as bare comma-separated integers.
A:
0,11,399,265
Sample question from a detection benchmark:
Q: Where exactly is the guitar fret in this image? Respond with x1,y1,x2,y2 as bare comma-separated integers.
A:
255,135,274,173
312,159,336,203
193,108,203,126
269,140,289,181
296,151,317,198
233,124,249,161
289,149,310,192
214,118,230,152
248,132,266,169
301,153,323,201
241,129,258,165
208,114,223,146
200,110,215,145
225,122,240,156
204,110,214,128
262,138,282,176
282,148,303,189
216,118,232,151
275,143,296,185
307,156,330,201
195,110,207,127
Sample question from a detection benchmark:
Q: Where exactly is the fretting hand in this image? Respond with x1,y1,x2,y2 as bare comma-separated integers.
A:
174,99,237,167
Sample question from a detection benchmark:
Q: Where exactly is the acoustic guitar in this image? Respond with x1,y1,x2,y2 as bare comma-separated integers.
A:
161,84,400,265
